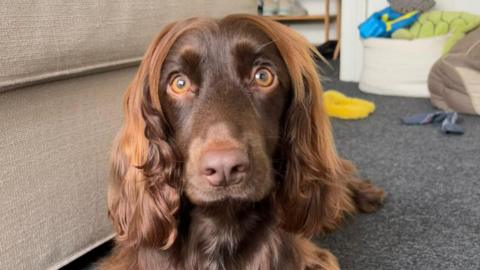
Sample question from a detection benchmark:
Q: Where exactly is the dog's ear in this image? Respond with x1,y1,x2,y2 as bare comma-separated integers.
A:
108,18,207,249
227,15,357,236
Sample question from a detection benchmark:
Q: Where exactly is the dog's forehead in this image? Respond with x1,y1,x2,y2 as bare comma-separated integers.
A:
170,21,277,60
220,20,274,47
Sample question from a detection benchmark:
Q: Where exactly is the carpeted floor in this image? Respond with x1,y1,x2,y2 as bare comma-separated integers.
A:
64,64,480,270
318,71,480,270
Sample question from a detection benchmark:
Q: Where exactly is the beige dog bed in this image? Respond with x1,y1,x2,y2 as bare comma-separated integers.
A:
428,28,480,114
359,35,449,97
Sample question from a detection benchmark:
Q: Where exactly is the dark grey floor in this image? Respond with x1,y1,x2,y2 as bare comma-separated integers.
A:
318,72,480,270
64,64,480,270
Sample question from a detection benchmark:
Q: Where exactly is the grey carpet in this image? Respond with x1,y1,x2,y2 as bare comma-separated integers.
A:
318,75,480,270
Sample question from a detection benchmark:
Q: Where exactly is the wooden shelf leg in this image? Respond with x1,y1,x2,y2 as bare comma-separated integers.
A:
324,0,330,42
333,0,341,60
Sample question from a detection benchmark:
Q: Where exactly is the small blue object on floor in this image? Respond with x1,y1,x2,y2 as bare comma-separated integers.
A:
401,111,464,135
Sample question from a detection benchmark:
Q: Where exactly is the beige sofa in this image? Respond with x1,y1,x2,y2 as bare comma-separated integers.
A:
0,1,256,269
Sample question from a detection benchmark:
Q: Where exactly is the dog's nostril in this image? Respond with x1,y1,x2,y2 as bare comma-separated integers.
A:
204,168,216,176
231,164,247,173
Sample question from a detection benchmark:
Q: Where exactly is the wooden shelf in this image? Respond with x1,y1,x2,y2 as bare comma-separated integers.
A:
263,15,336,22
262,0,342,60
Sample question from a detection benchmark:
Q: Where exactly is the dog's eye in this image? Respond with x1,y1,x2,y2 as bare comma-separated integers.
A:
170,75,191,94
254,68,274,88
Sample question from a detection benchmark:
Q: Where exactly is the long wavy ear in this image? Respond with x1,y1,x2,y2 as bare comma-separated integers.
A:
227,15,358,236
107,18,210,249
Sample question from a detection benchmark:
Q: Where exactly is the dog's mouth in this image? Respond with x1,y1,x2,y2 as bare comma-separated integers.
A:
184,167,274,205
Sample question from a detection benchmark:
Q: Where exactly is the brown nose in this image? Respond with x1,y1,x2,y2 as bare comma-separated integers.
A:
200,149,250,187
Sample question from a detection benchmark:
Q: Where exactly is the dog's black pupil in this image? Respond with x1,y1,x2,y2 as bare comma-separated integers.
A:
176,79,186,88
256,71,268,81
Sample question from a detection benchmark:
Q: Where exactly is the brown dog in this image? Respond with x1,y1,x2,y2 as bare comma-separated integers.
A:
101,14,385,270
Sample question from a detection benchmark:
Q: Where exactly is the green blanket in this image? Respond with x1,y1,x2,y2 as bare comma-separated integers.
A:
392,11,480,53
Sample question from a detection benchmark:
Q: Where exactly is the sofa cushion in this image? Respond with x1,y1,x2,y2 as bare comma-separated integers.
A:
0,67,136,270
0,0,256,92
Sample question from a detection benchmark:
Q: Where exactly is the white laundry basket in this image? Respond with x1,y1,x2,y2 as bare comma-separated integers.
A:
359,35,449,97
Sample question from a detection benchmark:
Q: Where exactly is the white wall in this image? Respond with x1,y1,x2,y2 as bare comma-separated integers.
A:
340,0,480,82
286,0,339,45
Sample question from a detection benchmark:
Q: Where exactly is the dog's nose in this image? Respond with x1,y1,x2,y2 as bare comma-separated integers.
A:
200,149,249,187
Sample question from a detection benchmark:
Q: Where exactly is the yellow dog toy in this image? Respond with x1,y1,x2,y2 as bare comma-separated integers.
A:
323,90,375,120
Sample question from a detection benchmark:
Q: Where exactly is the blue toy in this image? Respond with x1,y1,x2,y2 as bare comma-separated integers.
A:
359,7,420,39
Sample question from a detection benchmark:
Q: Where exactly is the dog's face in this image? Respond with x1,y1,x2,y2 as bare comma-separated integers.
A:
159,21,291,204
109,15,343,249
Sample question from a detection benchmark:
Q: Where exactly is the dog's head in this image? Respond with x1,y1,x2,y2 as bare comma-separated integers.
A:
109,15,345,249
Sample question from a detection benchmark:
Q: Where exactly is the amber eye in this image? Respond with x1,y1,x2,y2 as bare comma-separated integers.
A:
254,68,274,88
170,75,191,94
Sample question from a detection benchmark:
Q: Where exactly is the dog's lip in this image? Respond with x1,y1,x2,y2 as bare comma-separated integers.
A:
187,177,248,194
184,176,262,203
185,187,243,204
209,177,244,188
